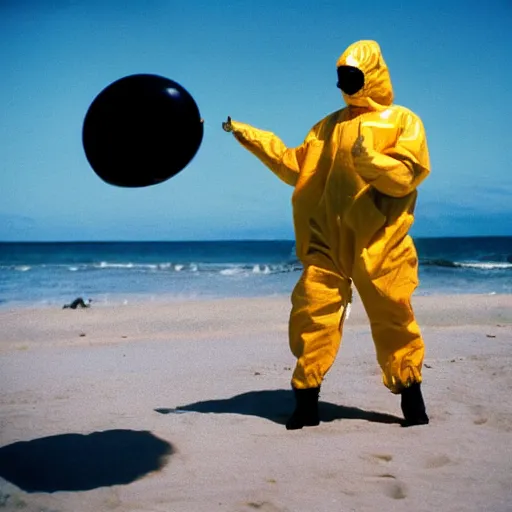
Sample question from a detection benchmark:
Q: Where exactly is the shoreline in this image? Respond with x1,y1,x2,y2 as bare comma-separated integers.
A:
1,294,511,350
1,288,511,312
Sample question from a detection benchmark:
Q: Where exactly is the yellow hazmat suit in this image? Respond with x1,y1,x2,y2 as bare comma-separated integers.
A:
227,40,430,394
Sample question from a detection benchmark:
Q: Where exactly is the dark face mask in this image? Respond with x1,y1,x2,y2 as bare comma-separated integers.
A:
336,66,365,95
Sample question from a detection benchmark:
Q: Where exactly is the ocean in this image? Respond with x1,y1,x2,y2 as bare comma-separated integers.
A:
0,237,511,308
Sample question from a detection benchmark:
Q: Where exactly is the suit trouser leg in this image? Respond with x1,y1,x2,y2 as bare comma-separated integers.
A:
352,256,424,394
289,254,352,390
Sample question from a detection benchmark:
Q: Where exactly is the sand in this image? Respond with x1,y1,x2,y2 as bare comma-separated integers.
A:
1,293,511,512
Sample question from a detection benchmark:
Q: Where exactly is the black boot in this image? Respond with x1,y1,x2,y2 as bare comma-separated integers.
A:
286,387,320,430
401,383,429,426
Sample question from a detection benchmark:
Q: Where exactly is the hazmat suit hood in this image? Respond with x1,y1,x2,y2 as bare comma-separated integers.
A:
336,40,394,111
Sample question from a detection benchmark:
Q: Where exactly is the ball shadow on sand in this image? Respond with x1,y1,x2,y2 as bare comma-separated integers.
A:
155,389,403,426
0,429,173,493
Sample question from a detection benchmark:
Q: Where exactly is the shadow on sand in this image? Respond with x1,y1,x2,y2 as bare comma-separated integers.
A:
155,389,403,426
0,429,173,493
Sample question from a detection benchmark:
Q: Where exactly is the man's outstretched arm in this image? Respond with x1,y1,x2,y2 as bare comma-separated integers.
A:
223,116,313,187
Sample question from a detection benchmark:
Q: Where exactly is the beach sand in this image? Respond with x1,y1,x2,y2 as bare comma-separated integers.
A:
1,293,511,512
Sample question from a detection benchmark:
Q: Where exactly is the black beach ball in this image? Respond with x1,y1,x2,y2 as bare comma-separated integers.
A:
82,74,203,187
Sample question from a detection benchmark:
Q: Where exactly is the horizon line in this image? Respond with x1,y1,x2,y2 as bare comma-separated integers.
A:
1,235,511,244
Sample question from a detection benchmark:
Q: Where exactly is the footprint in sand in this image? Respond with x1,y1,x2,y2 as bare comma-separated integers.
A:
385,480,407,500
367,454,407,500
245,501,287,512
371,453,393,462
368,474,407,500
470,405,489,426
471,405,512,432
424,454,451,469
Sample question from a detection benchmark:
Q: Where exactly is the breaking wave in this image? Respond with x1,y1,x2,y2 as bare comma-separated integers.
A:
2,259,511,275
0,261,303,275
421,259,512,270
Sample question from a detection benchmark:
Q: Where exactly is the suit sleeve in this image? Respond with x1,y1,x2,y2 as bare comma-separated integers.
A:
355,113,430,197
230,120,316,187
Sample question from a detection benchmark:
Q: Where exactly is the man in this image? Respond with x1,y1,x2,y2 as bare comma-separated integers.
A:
223,40,430,429
63,297,92,309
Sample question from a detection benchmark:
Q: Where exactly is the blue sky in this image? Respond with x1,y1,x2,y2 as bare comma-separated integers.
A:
1,0,511,241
